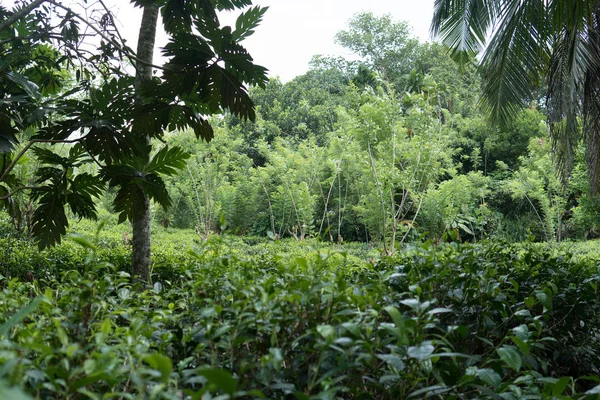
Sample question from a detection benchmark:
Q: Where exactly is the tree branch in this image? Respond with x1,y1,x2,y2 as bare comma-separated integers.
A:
0,0,48,33
0,185,44,200
47,0,166,72
0,137,88,182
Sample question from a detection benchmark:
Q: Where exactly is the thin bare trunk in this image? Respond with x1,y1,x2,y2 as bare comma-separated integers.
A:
131,5,159,282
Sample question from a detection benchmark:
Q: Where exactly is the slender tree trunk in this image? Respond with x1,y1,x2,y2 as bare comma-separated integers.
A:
132,5,159,282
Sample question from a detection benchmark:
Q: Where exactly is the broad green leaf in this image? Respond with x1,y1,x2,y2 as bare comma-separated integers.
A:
112,182,145,224
466,367,502,387
317,324,335,340
497,345,522,371
143,174,172,210
0,298,42,337
196,368,237,396
0,381,32,400
407,342,435,361
376,354,405,371
232,6,268,41
146,146,190,176
31,189,68,249
408,385,450,398
5,71,40,100
383,306,407,343
535,289,553,313
144,354,173,384
68,234,97,251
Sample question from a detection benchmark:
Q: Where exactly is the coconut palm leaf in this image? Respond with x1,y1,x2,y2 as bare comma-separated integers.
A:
431,0,497,65
432,0,600,192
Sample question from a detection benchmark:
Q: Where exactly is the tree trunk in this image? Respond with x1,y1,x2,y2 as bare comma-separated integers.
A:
132,5,159,282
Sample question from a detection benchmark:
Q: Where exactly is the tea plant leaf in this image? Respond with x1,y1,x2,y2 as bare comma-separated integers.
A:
427,307,453,315
407,341,435,361
586,384,600,394
384,306,408,343
0,297,42,337
466,367,502,387
376,354,406,371
497,345,522,372
144,354,173,384
196,368,237,396
540,376,571,396
0,382,32,400
317,324,335,340
408,385,450,398
67,233,97,251
535,289,553,313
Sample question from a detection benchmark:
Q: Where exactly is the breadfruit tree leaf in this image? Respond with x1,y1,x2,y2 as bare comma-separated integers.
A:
146,146,190,176
142,173,171,210
31,187,67,250
67,173,104,220
231,6,268,42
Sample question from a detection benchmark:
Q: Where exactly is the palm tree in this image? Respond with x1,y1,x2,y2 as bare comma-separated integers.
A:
431,0,600,192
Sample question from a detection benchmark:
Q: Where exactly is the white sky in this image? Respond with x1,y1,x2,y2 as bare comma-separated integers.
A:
5,0,435,81
102,0,435,81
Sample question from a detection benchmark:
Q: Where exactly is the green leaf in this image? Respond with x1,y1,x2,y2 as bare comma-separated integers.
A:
497,345,522,372
144,354,173,384
384,306,407,343
376,354,405,371
143,174,171,210
5,71,41,100
31,189,68,249
408,385,450,398
146,146,190,176
407,342,435,361
113,182,145,224
195,368,237,396
215,0,253,11
466,367,502,387
67,173,104,220
68,234,97,251
232,6,268,41
167,105,214,141
0,298,42,337
545,376,571,396
535,288,553,313
0,117,18,153
32,147,69,166
0,382,32,400
317,324,335,340
162,0,193,34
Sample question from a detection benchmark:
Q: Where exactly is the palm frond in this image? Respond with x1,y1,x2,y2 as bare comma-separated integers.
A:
582,8,600,194
546,34,580,186
547,3,600,188
431,0,497,65
480,0,550,127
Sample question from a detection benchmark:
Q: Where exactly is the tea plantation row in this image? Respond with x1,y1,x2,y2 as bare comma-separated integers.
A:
1,235,600,399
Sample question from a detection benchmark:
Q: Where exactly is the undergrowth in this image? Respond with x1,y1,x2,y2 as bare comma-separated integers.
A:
0,236,599,398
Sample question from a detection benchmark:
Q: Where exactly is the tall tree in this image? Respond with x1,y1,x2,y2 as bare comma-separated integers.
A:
431,0,600,192
131,4,160,280
335,12,419,90
0,0,268,281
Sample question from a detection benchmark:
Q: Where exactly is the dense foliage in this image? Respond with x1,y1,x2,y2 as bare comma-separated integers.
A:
1,236,600,398
2,5,600,400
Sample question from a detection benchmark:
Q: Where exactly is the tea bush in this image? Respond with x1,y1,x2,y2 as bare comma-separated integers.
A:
0,239,600,398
